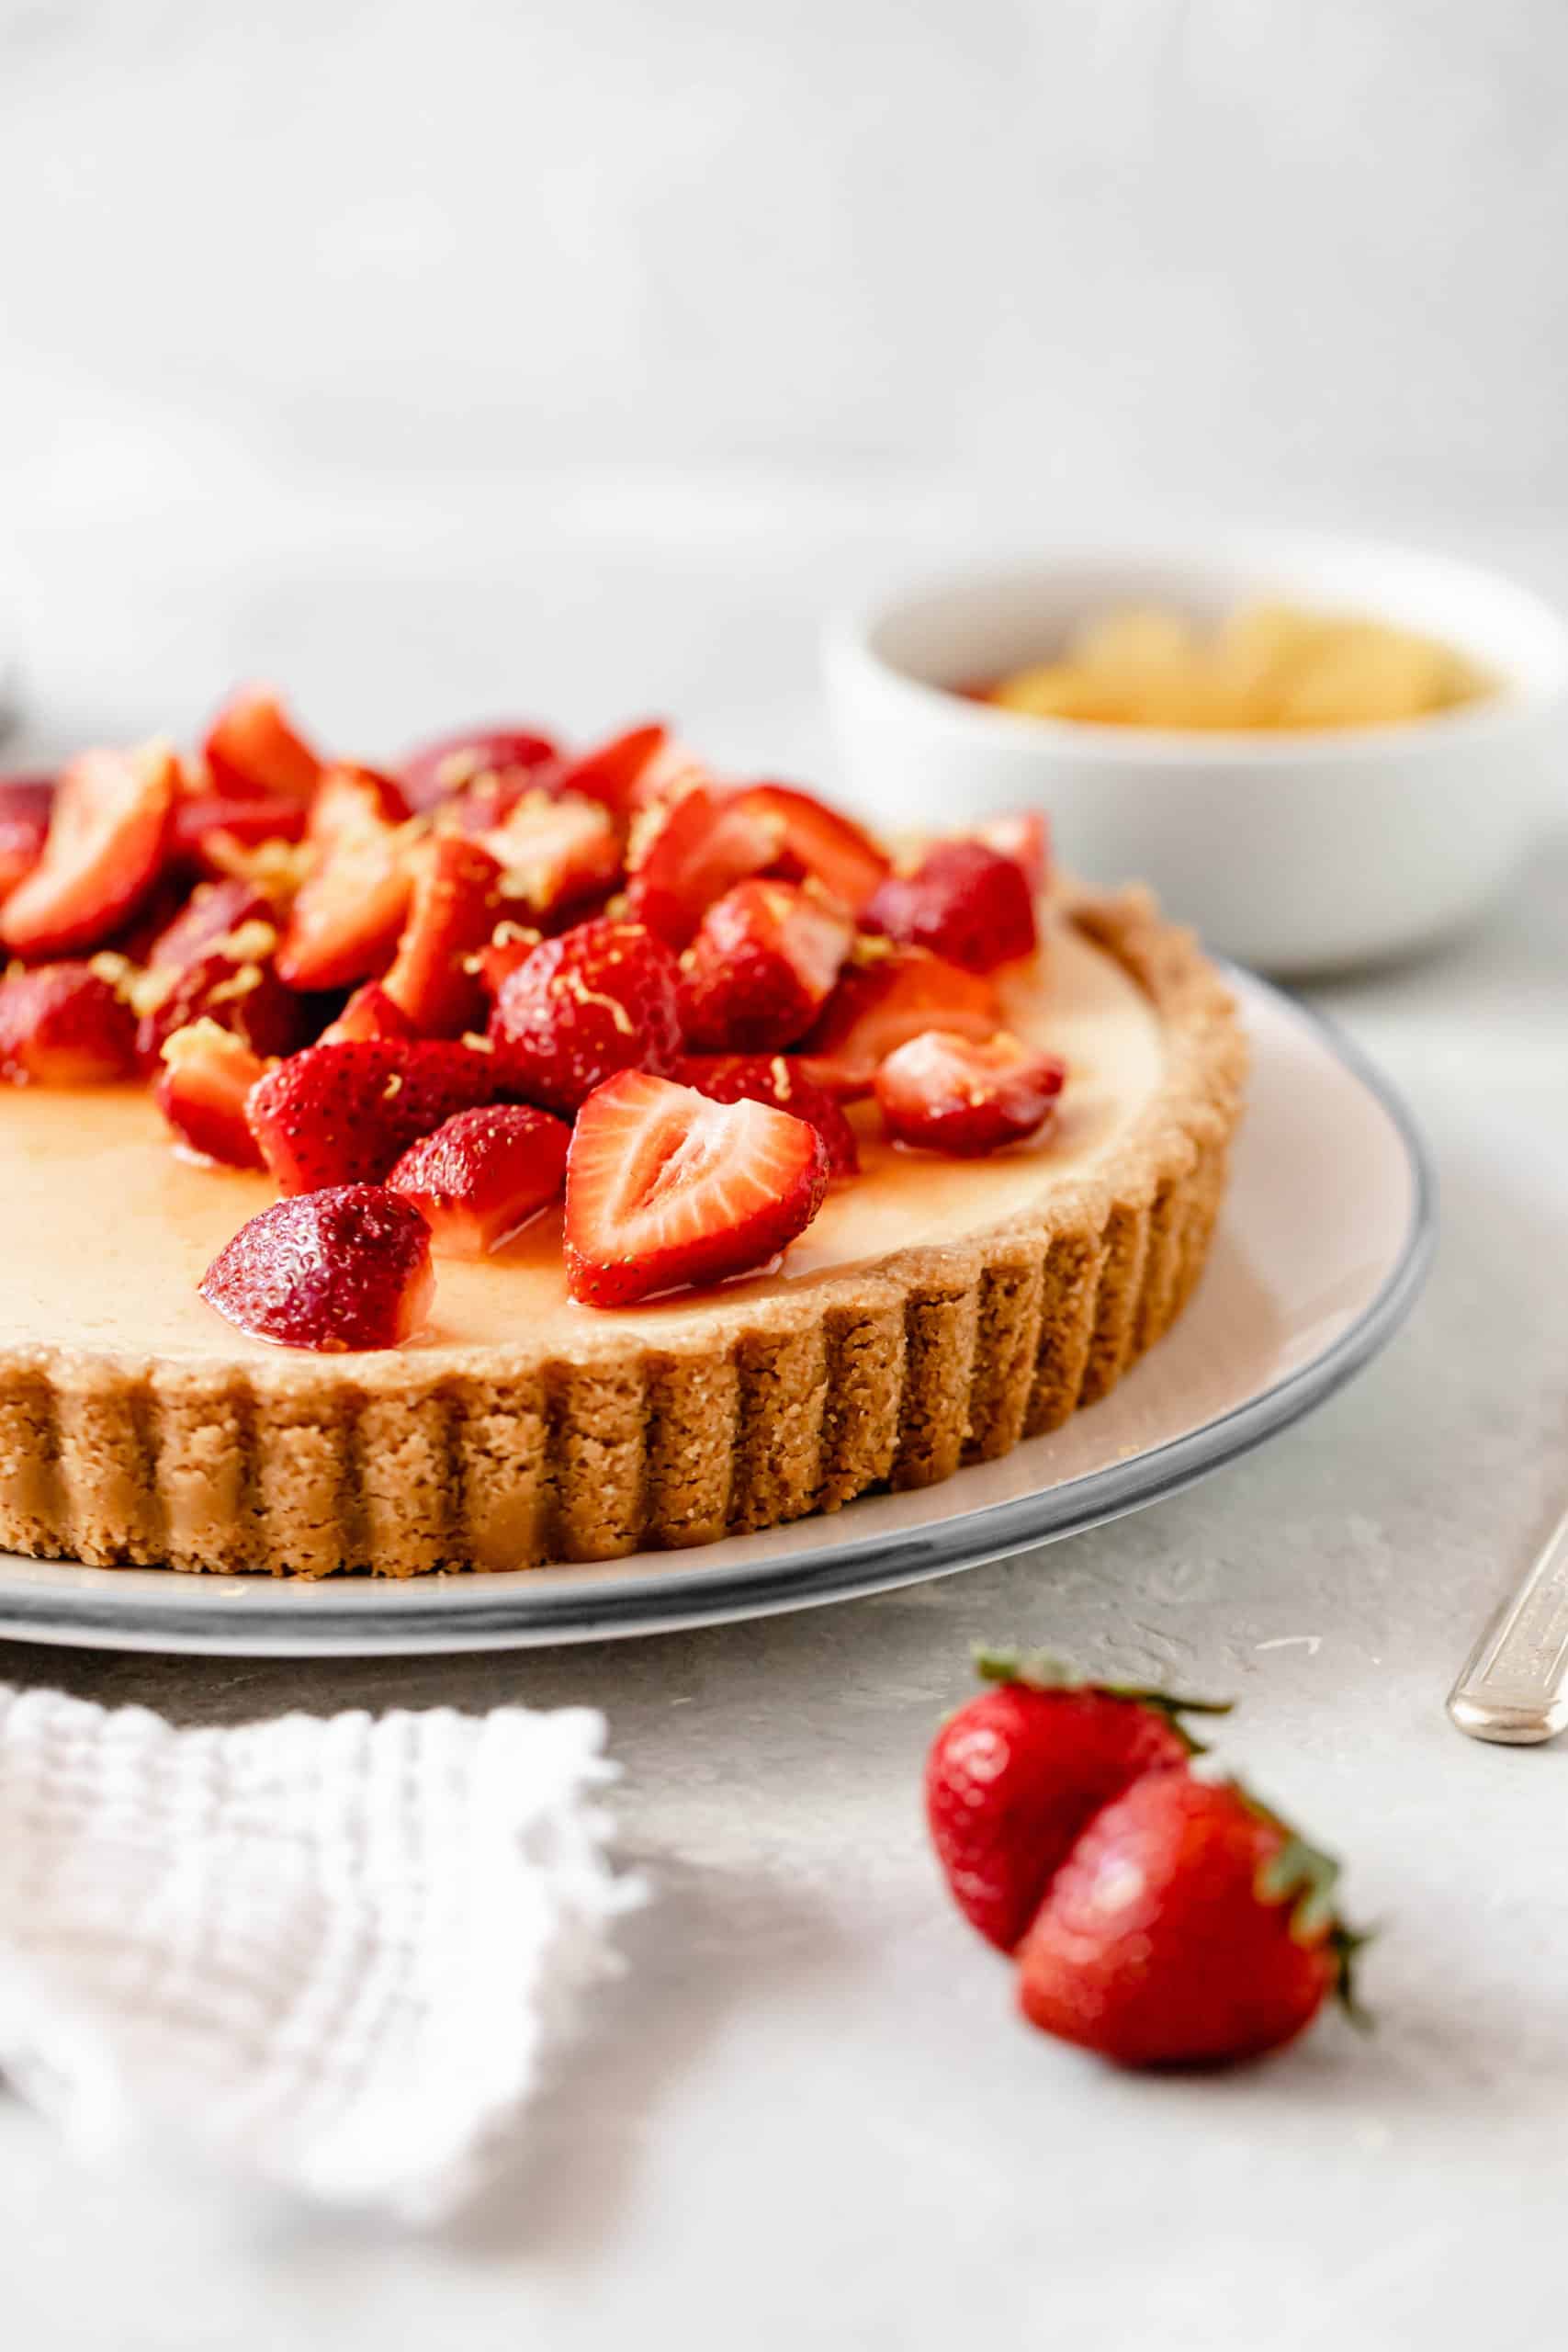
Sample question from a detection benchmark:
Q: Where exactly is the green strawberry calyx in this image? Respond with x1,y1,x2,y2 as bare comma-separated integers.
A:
971,1645,1234,1753
1244,1789,1373,2028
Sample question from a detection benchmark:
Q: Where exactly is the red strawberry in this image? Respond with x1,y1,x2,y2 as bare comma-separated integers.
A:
199,1184,434,1352
399,724,557,815
874,1029,1066,1157
274,765,413,992
172,791,310,874
679,879,852,1052
472,920,543,1002
977,810,1049,896
0,960,140,1085
246,1038,499,1193
729,783,890,914
0,742,178,958
798,948,1002,1097
0,777,54,907
488,918,682,1114
148,876,276,972
624,785,779,947
388,1102,570,1256
381,833,502,1037
564,1069,829,1306
671,1053,859,1179
483,790,623,919
549,721,677,820
925,1651,1225,1952
318,981,421,1046
153,1021,269,1168
136,944,305,1069
1016,1770,1362,2068
202,686,323,803
864,839,1038,971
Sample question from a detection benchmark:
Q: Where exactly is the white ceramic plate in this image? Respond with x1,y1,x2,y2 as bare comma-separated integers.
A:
0,969,1431,1657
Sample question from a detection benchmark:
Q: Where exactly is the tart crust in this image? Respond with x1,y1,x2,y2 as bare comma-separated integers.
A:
0,888,1246,1577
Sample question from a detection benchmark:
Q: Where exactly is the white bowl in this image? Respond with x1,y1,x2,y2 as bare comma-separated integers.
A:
824,536,1568,973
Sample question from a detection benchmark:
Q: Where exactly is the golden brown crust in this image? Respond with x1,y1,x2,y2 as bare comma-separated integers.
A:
0,888,1247,1576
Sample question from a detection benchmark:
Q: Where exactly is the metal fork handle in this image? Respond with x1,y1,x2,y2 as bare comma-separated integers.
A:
1449,1501,1568,1744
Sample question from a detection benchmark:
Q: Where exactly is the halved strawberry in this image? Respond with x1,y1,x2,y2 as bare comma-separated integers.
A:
388,1103,570,1257
148,876,276,972
380,833,502,1037
977,811,1049,896
400,724,558,815
863,840,1038,971
136,941,305,1068
564,1070,829,1307
318,981,421,1046
472,920,543,1001
246,1038,499,1193
0,778,54,908
171,790,311,876
874,1029,1066,1156
797,947,1002,1096
274,765,414,992
624,785,779,947
549,722,675,821
484,790,623,920
203,686,324,803
671,1052,859,1179
199,1184,434,1351
679,878,852,1051
0,961,140,1084
488,917,682,1114
153,1020,269,1167
729,783,890,914
0,742,178,958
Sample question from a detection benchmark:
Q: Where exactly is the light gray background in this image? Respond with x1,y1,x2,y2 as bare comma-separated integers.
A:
2,6,1567,2347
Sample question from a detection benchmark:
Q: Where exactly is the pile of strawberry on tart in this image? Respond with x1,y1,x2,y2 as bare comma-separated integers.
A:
0,693,1245,1577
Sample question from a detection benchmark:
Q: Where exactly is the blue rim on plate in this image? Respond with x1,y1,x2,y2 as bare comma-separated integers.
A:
0,968,1434,1656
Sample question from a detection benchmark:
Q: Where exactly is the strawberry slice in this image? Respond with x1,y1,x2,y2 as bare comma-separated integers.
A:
874,1029,1066,1156
148,876,277,972
171,791,311,875
488,917,682,1114
0,961,140,1085
246,1038,499,1193
863,839,1038,971
274,765,414,992
671,1053,859,1179
399,724,558,815
153,1020,269,1167
388,1103,570,1257
484,790,623,920
729,784,890,914
199,1184,434,1351
549,722,676,820
203,686,324,803
976,810,1050,896
797,948,1002,1097
564,1070,829,1307
679,878,852,1051
381,833,502,1037
624,785,780,947
318,980,421,1046
0,742,178,958
0,778,54,908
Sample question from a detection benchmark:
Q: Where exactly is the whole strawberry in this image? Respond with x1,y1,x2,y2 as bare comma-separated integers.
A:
1016,1770,1361,2068
925,1649,1228,1952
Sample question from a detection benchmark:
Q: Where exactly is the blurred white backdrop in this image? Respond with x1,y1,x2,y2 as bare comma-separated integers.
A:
2,0,1566,781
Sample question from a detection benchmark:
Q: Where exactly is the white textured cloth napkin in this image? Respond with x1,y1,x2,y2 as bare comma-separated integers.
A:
0,1686,635,2221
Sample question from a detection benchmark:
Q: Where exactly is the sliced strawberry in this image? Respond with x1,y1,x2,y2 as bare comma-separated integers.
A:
671,1052,859,1179
400,724,557,815
0,777,54,908
136,944,305,1068
148,876,276,972
731,784,890,914
318,981,421,1046
0,742,178,958
203,686,323,803
246,1038,499,1193
0,961,139,1084
488,917,682,1114
797,948,1002,1097
564,1070,829,1307
172,791,311,875
976,810,1050,896
473,920,543,1002
875,1029,1066,1157
274,765,413,992
624,785,779,947
380,833,502,1037
153,1020,269,1168
863,839,1038,971
549,722,674,821
388,1102,570,1257
678,878,852,1051
199,1184,434,1351
484,790,623,920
